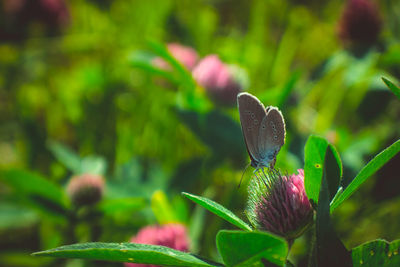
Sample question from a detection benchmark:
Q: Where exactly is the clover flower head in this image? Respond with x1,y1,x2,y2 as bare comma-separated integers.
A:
66,173,105,207
192,55,243,106
338,0,382,47
247,169,313,241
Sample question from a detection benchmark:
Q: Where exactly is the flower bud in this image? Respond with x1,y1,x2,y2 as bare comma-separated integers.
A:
338,0,382,47
66,174,105,207
152,43,199,71
125,224,189,267
192,55,243,106
247,169,313,241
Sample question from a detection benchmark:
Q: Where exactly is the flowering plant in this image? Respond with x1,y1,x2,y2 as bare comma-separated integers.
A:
32,80,400,266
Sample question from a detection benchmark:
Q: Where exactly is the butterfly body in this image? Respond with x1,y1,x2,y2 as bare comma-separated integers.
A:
237,93,285,171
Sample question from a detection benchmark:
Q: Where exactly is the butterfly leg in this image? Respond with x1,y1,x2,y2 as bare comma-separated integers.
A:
269,157,277,169
262,167,268,178
262,167,276,184
254,169,267,188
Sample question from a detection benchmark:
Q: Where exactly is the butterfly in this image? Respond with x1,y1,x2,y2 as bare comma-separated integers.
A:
237,92,286,172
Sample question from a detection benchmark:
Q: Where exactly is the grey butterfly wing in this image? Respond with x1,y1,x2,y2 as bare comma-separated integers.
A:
257,106,286,167
237,93,267,164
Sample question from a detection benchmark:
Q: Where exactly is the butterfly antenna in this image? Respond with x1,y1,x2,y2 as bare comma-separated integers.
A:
238,162,251,188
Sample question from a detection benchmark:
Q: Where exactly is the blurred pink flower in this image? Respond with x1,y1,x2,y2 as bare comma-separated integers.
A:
153,43,199,71
40,0,70,26
66,174,105,206
1,0,69,41
125,224,189,267
338,0,382,46
192,55,243,106
3,0,69,25
247,169,313,241
3,0,25,14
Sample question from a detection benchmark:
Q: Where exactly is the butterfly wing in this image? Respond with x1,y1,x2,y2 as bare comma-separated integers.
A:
257,106,286,167
237,93,267,165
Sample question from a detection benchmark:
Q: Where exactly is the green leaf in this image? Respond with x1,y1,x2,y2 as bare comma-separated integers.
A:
148,41,196,90
313,147,352,267
352,239,400,267
108,158,168,198
304,136,328,204
216,230,288,266
304,135,342,204
277,70,301,109
47,141,107,175
0,169,68,220
80,156,107,175
176,109,246,163
47,141,81,174
189,199,207,253
0,203,38,229
98,197,146,215
128,50,179,83
330,139,400,212
152,190,181,224
0,169,67,210
33,242,222,267
0,251,53,267
147,41,213,111
325,145,342,202
182,192,252,231
382,77,400,100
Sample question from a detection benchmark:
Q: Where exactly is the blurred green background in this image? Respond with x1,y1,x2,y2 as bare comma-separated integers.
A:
0,0,399,266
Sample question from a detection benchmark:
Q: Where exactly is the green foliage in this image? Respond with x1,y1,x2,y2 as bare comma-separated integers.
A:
152,190,182,224
48,141,107,175
148,41,196,90
352,239,400,267
313,145,352,267
177,109,246,166
303,135,400,266
47,141,82,174
216,230,288,266
79,156,108,176
304,135,342,205
382,77,400,100
33,242,222,267
98,197,146,215
330,139,400,212
0,203,38,229
0,169,68,219
277,71,301,109
129,50,178,83
1,0,400,266
107,158,168,198
182,192,252,231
